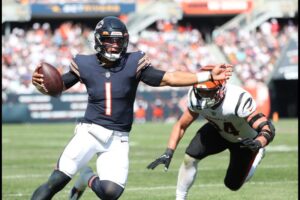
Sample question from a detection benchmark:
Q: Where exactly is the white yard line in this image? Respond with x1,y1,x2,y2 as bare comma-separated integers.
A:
2,163,297,179
125,180,298,191
3,180,297,197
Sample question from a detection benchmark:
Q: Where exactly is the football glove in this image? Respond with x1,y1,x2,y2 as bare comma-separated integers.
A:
239,137,262,152
147,148,174,171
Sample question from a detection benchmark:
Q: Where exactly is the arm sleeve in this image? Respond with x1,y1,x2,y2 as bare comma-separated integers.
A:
62,71,80,89
140,66,166,86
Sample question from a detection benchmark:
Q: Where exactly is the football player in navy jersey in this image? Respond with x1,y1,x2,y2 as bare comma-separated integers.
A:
31,16,233,200
147,68,275,200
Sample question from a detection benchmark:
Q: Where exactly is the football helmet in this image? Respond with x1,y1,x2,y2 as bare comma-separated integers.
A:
193,80,226,109
94,16,129,62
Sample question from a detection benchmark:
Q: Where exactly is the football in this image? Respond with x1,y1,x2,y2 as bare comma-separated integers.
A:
36,62,63,97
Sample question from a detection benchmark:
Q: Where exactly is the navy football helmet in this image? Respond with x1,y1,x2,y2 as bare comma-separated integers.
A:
94,16,129,61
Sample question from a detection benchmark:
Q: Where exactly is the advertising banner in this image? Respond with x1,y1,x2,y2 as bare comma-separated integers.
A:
3,90,187,123
181,0,253,15
31,2,136,18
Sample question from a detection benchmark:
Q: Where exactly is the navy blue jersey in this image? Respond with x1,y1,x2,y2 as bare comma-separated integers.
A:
68,51,165,132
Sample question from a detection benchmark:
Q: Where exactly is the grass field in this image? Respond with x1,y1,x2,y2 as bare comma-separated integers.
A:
2,119,298,200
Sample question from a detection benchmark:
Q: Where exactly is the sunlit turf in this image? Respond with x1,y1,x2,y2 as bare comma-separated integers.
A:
2,119,298,200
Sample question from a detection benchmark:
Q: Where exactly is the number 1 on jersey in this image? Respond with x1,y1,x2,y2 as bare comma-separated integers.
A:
105,82,112,116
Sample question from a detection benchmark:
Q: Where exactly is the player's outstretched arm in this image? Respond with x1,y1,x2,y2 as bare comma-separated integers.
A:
147,109,199,171
159,64,233,86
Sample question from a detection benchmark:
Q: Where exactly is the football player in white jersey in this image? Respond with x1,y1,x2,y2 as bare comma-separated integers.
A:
147,68,275,200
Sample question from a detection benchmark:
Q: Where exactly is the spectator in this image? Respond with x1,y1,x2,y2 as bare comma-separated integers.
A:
152,99,164,122
135,105,147,124
2,20,298,96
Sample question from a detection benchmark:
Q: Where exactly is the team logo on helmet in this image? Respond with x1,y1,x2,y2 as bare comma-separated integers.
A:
96,20,104,29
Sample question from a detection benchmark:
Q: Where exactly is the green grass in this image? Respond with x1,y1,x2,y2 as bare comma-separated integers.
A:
2,119,298,200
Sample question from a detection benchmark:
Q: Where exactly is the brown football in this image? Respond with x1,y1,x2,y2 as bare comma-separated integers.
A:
37,62,63,97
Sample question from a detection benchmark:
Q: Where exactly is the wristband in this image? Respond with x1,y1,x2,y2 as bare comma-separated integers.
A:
196,71,210,83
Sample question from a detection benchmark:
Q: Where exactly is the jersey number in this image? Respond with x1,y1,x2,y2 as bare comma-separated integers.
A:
208,120,239,136
224,122,239,135
105,82,112,116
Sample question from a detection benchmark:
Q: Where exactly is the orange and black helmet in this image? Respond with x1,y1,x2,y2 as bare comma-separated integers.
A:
193,80,226,108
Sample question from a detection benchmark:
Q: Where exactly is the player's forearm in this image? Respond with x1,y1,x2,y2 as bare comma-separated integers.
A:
246,111,276,146
61,71,80,91
62,83,68,91
167,123,186,150
161,71,211,86
255,135,268,147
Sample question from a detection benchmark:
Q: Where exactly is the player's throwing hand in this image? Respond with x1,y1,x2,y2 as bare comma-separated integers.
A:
31,63,48,94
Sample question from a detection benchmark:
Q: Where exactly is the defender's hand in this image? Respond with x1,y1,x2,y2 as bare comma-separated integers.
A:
238,138,262,152
211,64,233,81
32,63,48,94
147,148,174,171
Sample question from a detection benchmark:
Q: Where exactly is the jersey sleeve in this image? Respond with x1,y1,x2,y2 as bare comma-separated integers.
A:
187,88,198,113
235,91,257,118
136,51,151,76
137,51,166,86
69,55,83,82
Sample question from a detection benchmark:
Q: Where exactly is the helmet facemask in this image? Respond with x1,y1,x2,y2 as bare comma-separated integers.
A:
193,80,226,109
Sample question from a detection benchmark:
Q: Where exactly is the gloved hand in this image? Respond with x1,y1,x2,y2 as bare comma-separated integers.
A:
147,148,174,171
238,137,262,152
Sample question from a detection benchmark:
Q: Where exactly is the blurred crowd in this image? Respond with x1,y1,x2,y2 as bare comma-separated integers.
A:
214,19,298,85
2,20,218,95
2,22,93,94
2,19,298,96
17,0,134,4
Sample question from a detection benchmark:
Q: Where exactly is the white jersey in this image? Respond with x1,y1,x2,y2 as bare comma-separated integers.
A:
188,84,257,143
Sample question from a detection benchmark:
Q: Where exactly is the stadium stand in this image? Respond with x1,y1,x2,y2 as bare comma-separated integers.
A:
2,0,298,122
2,20,297,94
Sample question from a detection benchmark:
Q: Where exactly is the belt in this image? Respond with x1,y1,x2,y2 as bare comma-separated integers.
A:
113,131,129,137
79,123,129,137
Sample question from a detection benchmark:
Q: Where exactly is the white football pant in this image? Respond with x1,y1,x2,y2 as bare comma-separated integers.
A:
57,123,129,188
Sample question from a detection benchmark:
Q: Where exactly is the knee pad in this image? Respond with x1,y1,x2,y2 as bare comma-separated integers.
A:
31,170,71,200
48,170,71,191
183,154,198,168
91,179,124,200
224,178,243,191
